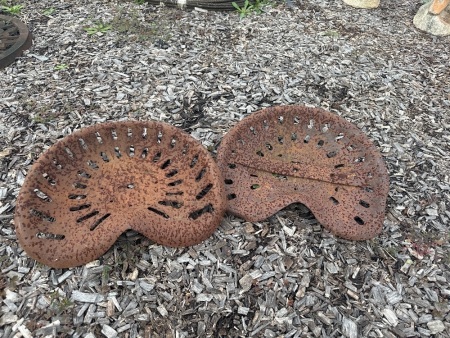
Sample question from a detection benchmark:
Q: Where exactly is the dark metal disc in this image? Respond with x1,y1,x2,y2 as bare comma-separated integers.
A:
0,14,32,69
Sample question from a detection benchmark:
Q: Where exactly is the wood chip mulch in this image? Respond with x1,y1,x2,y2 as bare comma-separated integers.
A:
1,0,449,337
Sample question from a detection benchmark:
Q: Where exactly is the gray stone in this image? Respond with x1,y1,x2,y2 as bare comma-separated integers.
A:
343,0,380,9
414,1,450,36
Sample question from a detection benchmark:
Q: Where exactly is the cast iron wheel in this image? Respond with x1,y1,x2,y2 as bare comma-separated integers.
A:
0,14,32,69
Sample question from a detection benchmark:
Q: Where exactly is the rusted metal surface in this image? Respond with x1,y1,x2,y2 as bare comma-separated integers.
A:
0,15,32,69
216,105,389,241
15,121,226,268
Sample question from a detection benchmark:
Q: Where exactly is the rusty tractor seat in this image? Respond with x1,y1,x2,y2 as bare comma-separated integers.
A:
216,105,389,241
15,121,226,268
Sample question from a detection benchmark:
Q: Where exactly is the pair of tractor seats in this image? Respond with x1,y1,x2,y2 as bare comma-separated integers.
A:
15,106,389,268
5,1,446,268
